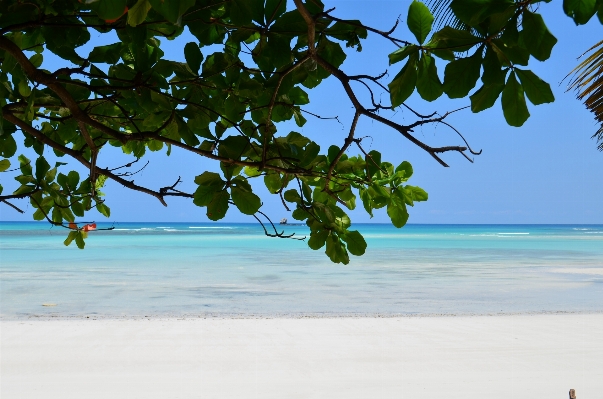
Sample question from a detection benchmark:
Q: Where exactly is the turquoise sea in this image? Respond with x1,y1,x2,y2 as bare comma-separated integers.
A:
1,222,602,318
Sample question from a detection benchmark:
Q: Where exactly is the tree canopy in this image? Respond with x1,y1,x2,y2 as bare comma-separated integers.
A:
0,0,599,262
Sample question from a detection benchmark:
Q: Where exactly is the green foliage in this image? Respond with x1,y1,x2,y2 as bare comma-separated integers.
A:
407,1,434,44
0,0,596,261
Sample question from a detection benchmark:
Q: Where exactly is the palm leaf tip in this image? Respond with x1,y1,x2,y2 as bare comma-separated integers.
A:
567,40,603,151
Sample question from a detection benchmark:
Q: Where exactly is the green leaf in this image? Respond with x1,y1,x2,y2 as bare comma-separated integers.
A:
0,159,10,172
72,202,85,217
389,55,418,107
515,69,554,105
341,230,367,256
389,45,419,65
128,0,151,27
443,51,482,98
521,11,557,61
308,229,329,250
148,0,195,24
317,38,346,69
407,1,434,44
264,0,287,24
29,54,43,68
325,234,349,264
404,185,428,204
64,231,78,247
283,189,301,203
35,156,50,182
206,190,229,220
89,43,123,65
563,0,597,24
264,173,282,194
68,171,80,189
431,27,481,52
193,172,225,206
97,202,111,218
470,83,504,113
501,72,530,127
184,42,203,74
416,54,443,101
75,232,86,249
232,0,263,25
491,39,529,66
0,135,17,158
450,0,514,26
231,186,261,215
387,195,409,228
482,46,505,86
395,161,413,179
91,0,128,21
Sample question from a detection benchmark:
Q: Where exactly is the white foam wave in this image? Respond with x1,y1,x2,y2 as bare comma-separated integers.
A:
551,268,603,276
188,226,235,229
497,233,529,235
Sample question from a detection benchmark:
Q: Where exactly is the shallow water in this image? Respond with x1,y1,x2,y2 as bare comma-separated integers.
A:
1,222,602,318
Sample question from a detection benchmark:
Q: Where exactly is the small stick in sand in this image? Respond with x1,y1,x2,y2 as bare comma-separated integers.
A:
569,389,576,399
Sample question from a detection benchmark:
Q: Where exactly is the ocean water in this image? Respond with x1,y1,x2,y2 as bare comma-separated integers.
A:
0,222,602,318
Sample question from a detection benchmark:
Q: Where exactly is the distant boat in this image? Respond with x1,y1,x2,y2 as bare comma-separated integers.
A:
279,218,287,225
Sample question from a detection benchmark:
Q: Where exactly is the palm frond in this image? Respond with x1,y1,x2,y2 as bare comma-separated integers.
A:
424,0,466,30
567,40,603,151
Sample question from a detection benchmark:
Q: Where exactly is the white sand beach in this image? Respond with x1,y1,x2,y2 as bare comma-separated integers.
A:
2,314,602,399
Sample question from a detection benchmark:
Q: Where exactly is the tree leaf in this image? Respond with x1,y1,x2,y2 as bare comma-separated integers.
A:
127,0,151,27
341,230,367,256
501,72,530,127
64,231,78,247
404,185,428,203
308,229,329,250
416,53,443,101
35,156,50,182
264,0,287,25
193,172,225,206
184,42,203,74
89,43,123,64
563,0,597,24
431,27,481,52
0,159,10,172
231,186,261,215
482,45,505,86
515,69,554,105
407,1,434,45
148,0,195,24
443,50,482,98
389,45,419,65
395,161,413,179
206,190,229,220
389,55,417,107
387,195,409,228
75,232,86,249
264,172,282,193
470,83,504,112
325,234,349,264
283,189,301,203
450,0,514,26
521,11,557,61
97,202,111,218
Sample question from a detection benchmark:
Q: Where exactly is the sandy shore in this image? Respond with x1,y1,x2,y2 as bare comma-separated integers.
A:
2,314,602,398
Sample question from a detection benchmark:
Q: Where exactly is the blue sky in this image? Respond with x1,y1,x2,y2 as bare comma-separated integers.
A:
1,0,602,224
